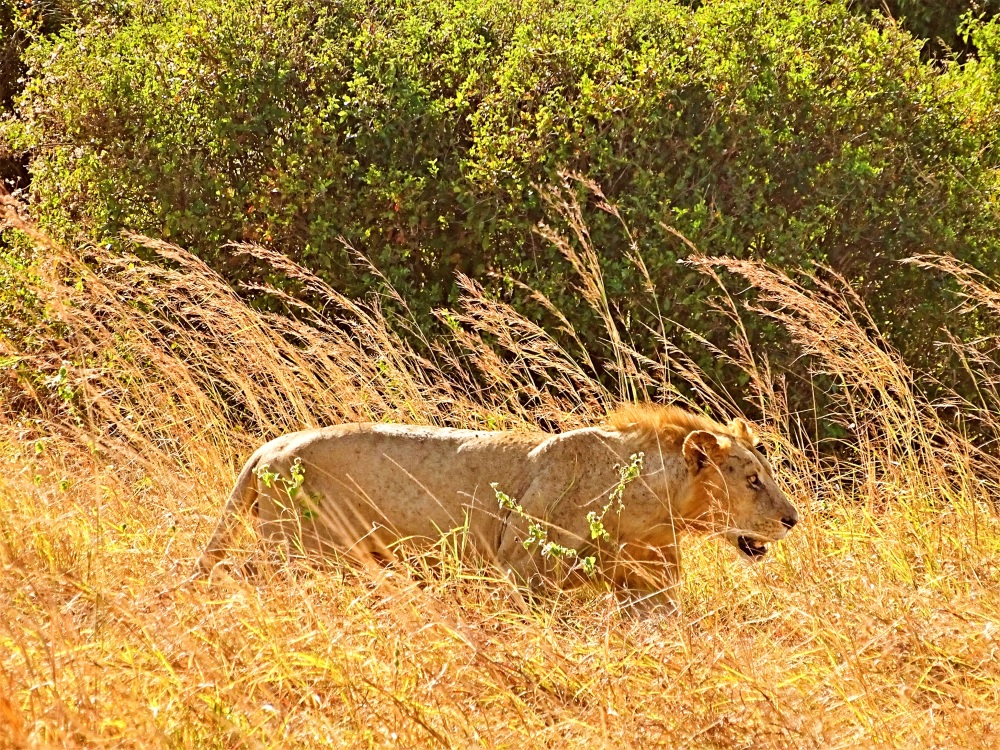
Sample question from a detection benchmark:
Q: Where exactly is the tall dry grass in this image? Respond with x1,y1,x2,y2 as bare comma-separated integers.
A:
1,188,1000,749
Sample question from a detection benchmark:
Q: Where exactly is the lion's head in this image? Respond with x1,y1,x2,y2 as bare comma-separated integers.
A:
681,418,798,560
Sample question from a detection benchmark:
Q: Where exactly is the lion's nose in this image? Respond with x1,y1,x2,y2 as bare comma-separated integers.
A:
781,515,798,530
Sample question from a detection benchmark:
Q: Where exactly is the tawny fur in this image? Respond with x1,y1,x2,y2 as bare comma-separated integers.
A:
199,405,797,608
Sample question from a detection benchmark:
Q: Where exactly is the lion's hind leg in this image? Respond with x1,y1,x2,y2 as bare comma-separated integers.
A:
197,456,262,577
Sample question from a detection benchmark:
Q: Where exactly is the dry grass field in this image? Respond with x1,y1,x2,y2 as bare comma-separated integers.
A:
2,197,1000,748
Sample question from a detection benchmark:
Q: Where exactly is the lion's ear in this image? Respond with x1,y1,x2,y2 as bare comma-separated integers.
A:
728,417,759,448
683,431,731,473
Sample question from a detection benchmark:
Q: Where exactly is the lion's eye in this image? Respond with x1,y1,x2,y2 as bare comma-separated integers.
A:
748,474,761,489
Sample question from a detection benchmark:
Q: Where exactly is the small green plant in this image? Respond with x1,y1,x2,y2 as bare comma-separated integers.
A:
286,458,305,498
255,457,314,518
492,455,642,576
493,482,597,575
255,457,304,494
43,364,74,402
587,452,643,542
254,464,279,488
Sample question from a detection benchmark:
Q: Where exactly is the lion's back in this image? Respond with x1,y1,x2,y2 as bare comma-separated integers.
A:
250,423,548,555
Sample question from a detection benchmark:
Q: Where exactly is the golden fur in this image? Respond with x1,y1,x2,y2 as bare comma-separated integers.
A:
606,404,760,450
199,406,797,609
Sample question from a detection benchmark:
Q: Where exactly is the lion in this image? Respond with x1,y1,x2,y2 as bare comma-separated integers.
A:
197,404,799,606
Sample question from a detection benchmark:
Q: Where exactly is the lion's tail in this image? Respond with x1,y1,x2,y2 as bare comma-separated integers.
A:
196,453,260,576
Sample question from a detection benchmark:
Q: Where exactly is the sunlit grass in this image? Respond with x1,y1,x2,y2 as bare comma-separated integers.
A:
2,194,1000,748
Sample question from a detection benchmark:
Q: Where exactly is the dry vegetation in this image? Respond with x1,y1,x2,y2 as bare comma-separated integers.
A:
2,192,1000,749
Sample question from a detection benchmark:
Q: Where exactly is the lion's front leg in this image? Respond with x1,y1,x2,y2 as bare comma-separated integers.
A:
497,513,550,591
608,545,682,616
614,585,680,617
497,509,590,594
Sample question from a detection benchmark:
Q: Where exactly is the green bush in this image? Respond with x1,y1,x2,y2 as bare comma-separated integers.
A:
854,1,1000,58
3,0,1000,405
4,0,523,295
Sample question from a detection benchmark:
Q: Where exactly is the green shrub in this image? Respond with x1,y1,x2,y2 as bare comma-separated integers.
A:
854,1,1000,58
4,0,523,297
3,0,1000,407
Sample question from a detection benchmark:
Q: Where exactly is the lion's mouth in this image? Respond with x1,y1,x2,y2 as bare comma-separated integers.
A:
737,535,769,559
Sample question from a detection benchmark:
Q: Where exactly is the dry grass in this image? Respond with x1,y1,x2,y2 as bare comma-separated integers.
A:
2,191,1000,749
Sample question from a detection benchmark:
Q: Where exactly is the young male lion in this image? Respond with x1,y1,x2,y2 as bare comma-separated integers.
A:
198,405,798,607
